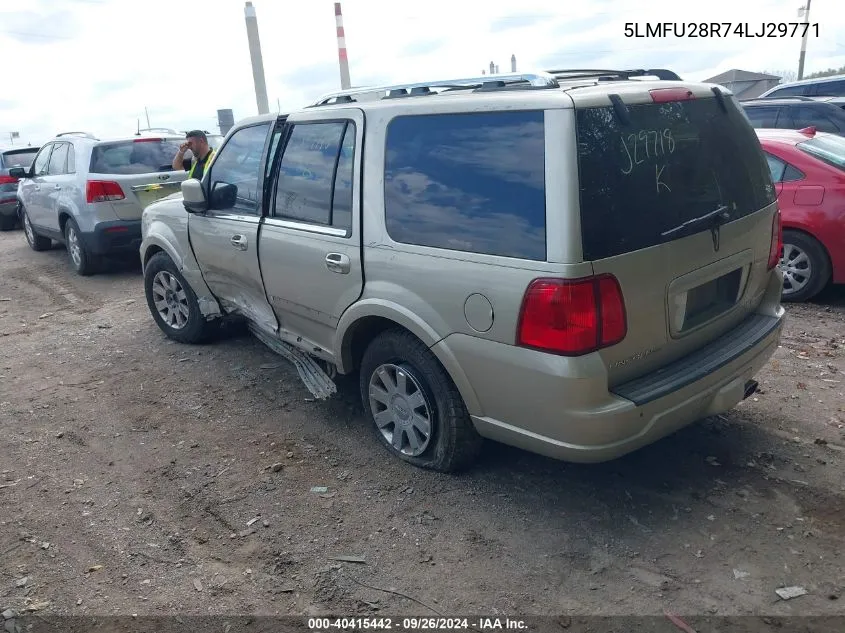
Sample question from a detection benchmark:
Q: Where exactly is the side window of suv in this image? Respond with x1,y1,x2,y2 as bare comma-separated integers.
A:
32,144,53,176
273,121,355,232
744,106,781,128
384,110,546,260
47,143,69,175
206,122,271,216
792,106,840,133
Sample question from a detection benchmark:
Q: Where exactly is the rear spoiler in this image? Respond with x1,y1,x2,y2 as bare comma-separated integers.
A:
544,68,682,82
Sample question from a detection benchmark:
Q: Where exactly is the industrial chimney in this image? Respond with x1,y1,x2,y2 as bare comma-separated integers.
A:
335,3,351,89
511,54,516,72
244,2,269,114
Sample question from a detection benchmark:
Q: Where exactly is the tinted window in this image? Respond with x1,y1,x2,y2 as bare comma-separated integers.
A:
814,79,845,97
576,96,776,260
32,145,52,176
332,124,355,231
792,106,840,133
767,85,810,97
384,111,546,260
207,122,271,215
274,121,350,227
783,163,805,181
90,139,183,174
765,153,786,181
48,143,68,175
744,105,781,128
1,149,38,169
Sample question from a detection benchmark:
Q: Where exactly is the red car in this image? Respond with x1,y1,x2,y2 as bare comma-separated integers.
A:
756,127,845,302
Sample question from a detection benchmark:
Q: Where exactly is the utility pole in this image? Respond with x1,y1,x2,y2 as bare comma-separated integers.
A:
797,0,812,80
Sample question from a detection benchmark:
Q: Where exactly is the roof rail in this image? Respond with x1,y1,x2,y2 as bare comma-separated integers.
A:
753,95,816,102
55,131,98,139
310,71,560,106
545,68,682,81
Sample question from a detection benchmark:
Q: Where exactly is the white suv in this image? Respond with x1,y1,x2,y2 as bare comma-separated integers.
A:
11,131,188,275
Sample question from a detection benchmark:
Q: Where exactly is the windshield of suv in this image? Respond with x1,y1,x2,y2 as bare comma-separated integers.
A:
2,149,39,169
797,134,845,169
89,138,183,174
575,96,776,261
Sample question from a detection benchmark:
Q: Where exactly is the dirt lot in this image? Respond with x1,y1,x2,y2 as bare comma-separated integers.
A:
1,229,844,623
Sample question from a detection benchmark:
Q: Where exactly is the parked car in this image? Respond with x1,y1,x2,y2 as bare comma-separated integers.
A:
9,131,189,275
758,74,845,98
756,127,845,301
0,146,40,230
741,97,845,136
140,69,785,472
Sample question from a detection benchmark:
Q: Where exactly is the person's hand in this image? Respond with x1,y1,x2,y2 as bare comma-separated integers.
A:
179,141,190,153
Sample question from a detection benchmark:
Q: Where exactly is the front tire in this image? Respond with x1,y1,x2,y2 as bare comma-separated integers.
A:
780,230,830,302
144,251,214,344
22,207,51,251
359,329,482,472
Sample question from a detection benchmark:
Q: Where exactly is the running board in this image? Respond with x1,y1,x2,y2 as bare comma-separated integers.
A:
248,323,337,400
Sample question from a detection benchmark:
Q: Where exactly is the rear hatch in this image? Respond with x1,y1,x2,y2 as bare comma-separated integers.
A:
88,138,187,220
1,149,39,204
569,83,780,386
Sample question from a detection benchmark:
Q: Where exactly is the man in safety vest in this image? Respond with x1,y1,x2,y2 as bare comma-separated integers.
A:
171,130,215,180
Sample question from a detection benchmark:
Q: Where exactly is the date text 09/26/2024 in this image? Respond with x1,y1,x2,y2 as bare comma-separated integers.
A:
624,22,819,38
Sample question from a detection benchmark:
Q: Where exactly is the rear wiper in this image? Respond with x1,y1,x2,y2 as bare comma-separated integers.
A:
660,205,730,239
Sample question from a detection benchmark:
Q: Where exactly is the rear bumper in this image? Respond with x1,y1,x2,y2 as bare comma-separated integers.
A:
80,220,142,255
0,199,18,218
437,307,785,464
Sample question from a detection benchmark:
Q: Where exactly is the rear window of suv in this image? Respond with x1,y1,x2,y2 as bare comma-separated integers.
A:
90,138,183,174
575,96,776,261
2,149,38,169
384,110,546,261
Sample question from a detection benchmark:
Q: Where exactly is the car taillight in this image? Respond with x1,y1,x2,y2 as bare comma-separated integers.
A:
86,180,125,203
517,274,627,356
767,208,782,270
0,175,17,185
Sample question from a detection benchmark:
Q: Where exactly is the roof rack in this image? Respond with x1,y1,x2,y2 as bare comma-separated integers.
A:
137,127,181,135
751,95,816,102
545,68,682,81
56,131,98,139
310,71,560,106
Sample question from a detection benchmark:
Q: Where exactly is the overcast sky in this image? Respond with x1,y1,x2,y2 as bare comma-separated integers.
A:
2,0,844,146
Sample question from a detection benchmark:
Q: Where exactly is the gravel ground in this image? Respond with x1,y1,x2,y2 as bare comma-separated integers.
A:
1,229,844,626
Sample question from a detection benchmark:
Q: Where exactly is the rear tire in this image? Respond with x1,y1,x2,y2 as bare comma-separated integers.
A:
359,328,482,473
64,218,98,276
22,207,51,251
780,230,830,303
144,251,215,344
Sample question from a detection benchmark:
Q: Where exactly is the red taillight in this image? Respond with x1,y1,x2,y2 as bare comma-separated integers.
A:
86,180,125,203
133,137,164,143
650,87,695,103
0,175,17,185
517,274,627,356
768,208,782,270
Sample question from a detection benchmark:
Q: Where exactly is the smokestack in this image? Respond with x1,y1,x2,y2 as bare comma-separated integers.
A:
489,61,495,74
511,54,516,72
495,65,499,74
244,2,269,114
335,3,351,89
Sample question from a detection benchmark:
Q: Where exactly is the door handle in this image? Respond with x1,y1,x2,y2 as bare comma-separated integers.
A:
325,252,351,274
230,234,248,251
54,185,62,190
33,185,41,191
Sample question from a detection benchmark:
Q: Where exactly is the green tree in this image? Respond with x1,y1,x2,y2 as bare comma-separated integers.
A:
805,65,845,79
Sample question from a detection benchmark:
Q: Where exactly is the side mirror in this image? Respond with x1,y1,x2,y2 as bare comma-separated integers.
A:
8,167,28,179
181,178,207,214
210,182,237,209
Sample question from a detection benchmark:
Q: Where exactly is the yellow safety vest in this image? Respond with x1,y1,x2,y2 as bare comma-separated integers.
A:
188,148,215,179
